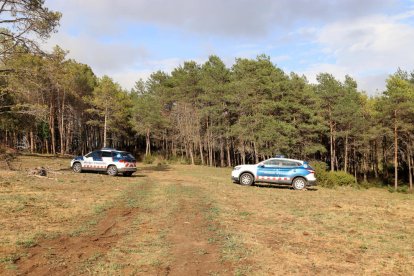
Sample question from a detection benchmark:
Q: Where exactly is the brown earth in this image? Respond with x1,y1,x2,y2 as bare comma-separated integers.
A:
1,162,233,276
166,190,231,276
16,207,138,276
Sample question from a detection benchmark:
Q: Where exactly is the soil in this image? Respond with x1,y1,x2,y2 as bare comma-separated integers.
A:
10,175,231,276
165,194,230,276
15,207,138,276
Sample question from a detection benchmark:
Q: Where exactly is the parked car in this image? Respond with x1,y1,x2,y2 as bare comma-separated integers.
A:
231,157,316,190
70,148,137,176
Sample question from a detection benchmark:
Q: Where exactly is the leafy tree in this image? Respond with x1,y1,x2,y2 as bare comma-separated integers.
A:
85,76,127,148
0,0,61,59
380,71,414,190
130,79,167,156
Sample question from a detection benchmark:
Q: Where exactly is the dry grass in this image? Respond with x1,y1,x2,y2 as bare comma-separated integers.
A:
178,166,414,275
0,156,413,275
0,156,142,271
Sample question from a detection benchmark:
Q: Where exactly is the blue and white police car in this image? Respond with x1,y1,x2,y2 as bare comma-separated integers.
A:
231,157,316,190
71,148,137,176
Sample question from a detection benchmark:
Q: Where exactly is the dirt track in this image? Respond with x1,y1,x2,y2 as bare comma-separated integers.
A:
7,167,233,275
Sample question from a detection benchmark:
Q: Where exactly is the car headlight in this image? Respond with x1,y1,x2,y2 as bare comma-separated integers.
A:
233,166,242,170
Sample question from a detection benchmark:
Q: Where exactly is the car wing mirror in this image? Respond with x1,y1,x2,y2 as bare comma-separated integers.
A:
258,162,265,168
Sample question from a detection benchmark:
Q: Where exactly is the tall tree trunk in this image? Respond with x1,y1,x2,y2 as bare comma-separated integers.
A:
408,141,413,192
172,140,177,157
59,89,65,155
208,138,213,167
408,152,412,192
199,140,204,165
241,142,246,164
189,143,195,165
363,152,368,182
65,119,71,154
220,139,225,167
226,139,231,167
394,110,398,191
253,141,259,164
374,140,379,178
103,108,108,148
344,133,348,173
145,128,151,156
383,136,388,180
329,119,334,172
354,146,358,183
45,139,49,154
49,104,56,155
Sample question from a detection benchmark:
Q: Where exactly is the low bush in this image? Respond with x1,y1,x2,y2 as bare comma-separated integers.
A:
388,185,411,194
326,170,356,187
142,155,155,164
310,161,356,188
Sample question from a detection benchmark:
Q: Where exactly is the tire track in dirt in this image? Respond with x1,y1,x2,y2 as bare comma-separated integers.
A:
146,171,233,276
165,193,232,276
14,204,139,275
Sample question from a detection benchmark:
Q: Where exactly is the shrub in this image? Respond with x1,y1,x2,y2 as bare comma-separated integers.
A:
388,185,410,194
310,161,329,182
142,155,155,164
310,161,356,188
326,171,356,187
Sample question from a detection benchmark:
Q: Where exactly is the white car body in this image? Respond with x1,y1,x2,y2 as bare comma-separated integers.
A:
70,148,137,176
231,158,316,188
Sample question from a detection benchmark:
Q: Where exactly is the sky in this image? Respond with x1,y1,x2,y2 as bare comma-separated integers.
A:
43,0,414,95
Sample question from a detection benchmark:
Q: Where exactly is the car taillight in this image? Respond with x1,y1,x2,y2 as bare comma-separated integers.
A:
306,169,315,174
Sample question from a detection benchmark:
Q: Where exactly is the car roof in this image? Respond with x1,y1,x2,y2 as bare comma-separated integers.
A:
88,149,130,153
267,158,304,163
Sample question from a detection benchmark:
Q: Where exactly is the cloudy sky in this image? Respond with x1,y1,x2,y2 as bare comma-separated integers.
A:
44,0,414,94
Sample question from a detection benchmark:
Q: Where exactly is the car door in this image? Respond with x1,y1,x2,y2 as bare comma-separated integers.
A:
277,161,300,183
91,151,106,170
101,151,113,170
83,151,95,170
257,159,279,182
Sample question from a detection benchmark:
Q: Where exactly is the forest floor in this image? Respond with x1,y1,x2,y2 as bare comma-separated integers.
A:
0,155,413,275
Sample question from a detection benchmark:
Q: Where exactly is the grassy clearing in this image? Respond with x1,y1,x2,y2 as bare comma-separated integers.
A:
178,165,414,275
0,156,145,272
1,156,413,275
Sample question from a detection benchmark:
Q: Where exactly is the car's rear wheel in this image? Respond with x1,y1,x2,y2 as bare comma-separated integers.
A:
240,173,254,186
123,172,133,177
107,165,118,176
72,162,82,173
292,177,307,190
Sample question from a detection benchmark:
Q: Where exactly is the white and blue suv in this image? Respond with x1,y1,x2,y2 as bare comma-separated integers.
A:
71,148,137,176
231,157,316,190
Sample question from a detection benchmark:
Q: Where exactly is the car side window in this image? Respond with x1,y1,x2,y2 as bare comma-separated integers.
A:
263,159,280,166
101,151,112,158
281,161,297,167
91,151,103,161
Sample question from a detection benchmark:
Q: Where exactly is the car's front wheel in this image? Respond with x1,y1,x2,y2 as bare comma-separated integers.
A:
239,173,254,186
107,165,118,176
72,162,82,173
292,177,307,190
